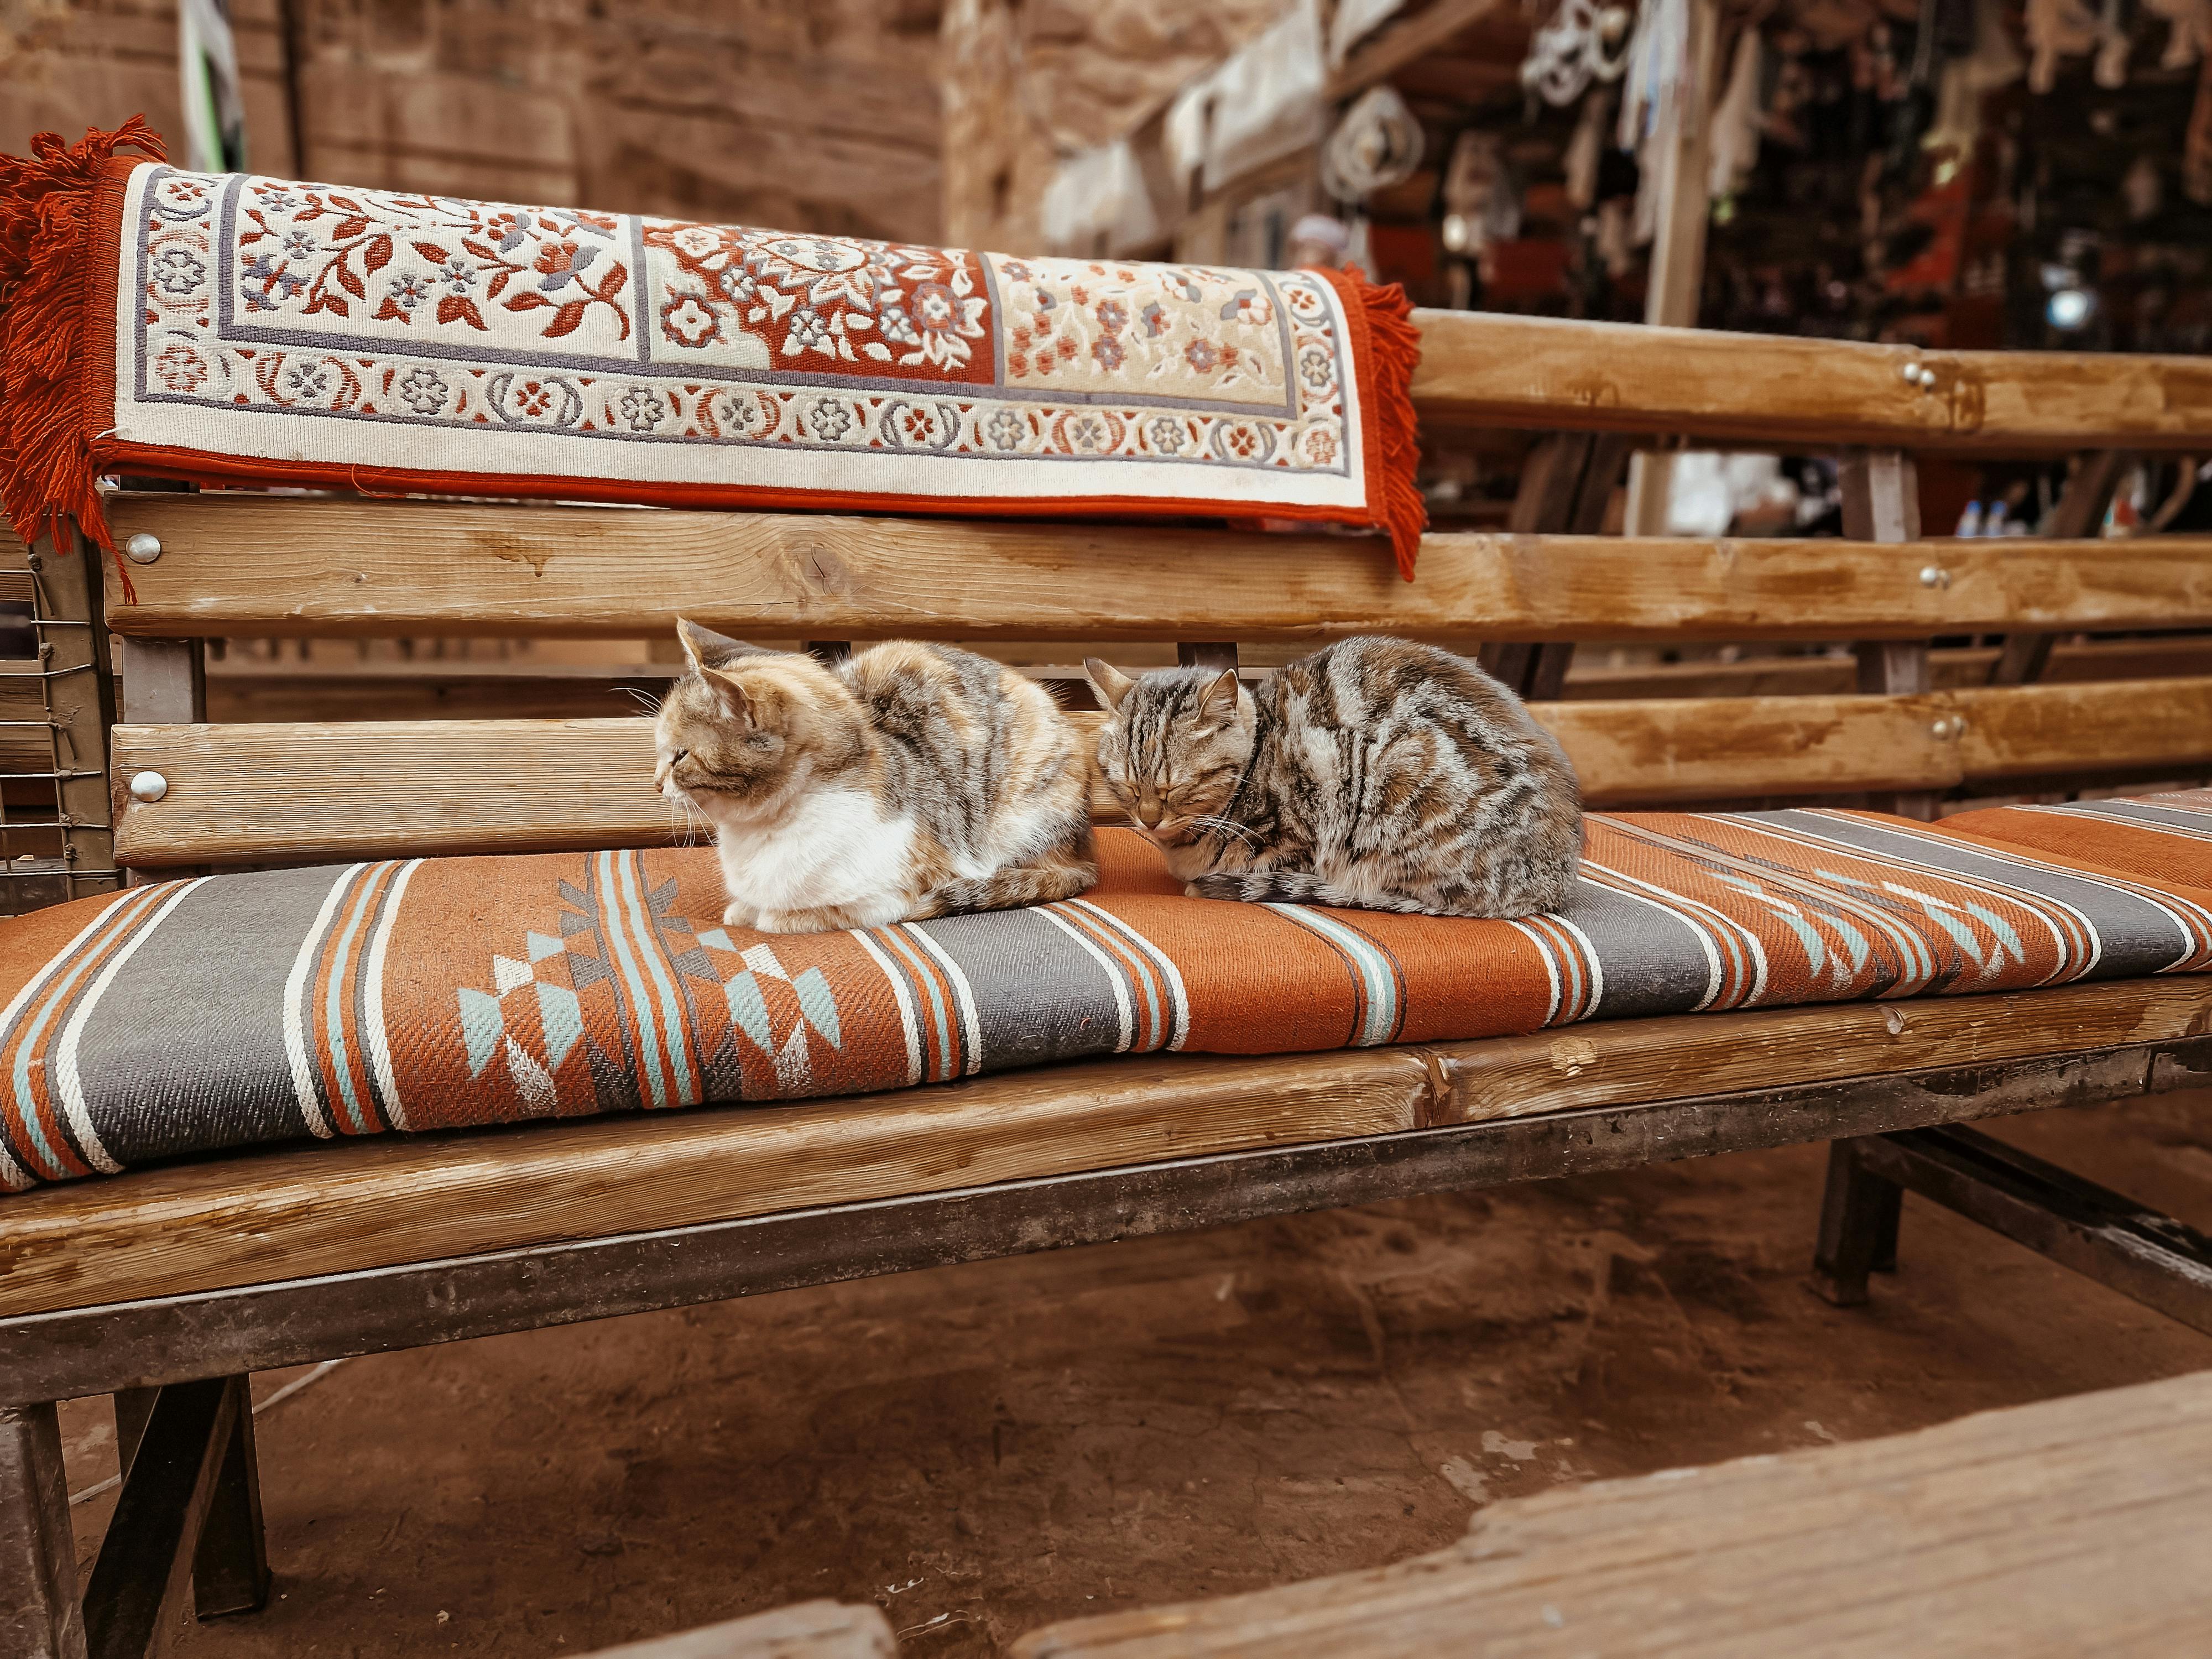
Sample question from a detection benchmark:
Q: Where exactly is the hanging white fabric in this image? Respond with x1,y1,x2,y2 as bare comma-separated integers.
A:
1164,78,1213,197
1040,140,1162,258
2146,0,2212,69
1706,24,1765,197
1205,0,1327,190
178,0,246,173
1924,0,2024,156
1328,0,1409,66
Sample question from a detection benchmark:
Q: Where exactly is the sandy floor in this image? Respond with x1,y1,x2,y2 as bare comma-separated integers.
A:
56,1089,2212,1656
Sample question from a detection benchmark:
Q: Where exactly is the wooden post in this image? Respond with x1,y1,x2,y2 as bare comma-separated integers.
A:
1489,433,1633,698
1990,450,2132,685
1838,448,1940,820
1622,0,1722,538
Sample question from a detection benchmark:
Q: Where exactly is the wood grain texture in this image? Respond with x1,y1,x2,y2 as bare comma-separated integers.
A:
576,1602,898,1659
1426,978,2212,1126
0,980,2200,1321
0,1048,1431,1318
1953,677,2212,779
1012,1369,2212,1658
1411,310,2212,453
100,494,2212,643
109,690,1973,864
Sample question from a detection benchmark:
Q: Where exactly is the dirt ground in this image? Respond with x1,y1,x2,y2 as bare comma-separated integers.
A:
57,1088,2212,1656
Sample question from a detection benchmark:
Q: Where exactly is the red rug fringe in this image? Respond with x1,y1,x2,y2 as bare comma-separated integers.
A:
0,118,164,596
1346,272,1427,582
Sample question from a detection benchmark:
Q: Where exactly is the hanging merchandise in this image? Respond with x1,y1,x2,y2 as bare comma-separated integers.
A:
1708,24,1767,199
1563,86,1611,208
1322,86,1427,202
1924,0,2025,157
2095,0,2132,86
1519,0,1635,107
2145,0,2212,68
1439,130,1522,258
1616,0,1700,244
1204,0,1327,190
2025,0,2120,92
1040,140,1162,257
1164,79,1212,199
1328,0,1409,65
179,0,246,173
2187,53,2212,202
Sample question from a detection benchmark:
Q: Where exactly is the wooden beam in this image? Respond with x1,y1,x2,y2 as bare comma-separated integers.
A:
1951,676,2212,780
576,1603,898,1659
1327,0,1508,99
109,689,1968,864
98,495,2212,643
1410,311,2212,455
0,978,2199,1322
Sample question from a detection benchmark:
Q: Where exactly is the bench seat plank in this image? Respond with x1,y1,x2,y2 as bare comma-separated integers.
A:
1013,1369,2212,1657
0,977,2201,1321
100,495,2212,643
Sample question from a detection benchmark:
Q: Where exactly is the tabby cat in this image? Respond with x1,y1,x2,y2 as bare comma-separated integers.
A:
1084,637,1582,919
655,622,1097,933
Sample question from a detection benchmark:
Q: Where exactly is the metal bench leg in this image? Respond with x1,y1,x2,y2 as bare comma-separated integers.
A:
1808,1139,1903,1306
0,1402,86,1659
1855,1126,2212,1337
83,1378,246,1657
114,1377,268,1621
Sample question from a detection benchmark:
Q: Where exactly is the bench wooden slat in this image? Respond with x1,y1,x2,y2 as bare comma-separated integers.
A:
0,978,2197,1321
100,495,2212,643
109,692,1973,864
1953,676,2212,779
1411,310,2212,453
1013,1369,2212,1657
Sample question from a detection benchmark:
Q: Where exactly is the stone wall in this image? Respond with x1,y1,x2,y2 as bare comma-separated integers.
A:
2,0,947,242
941,0,1292,253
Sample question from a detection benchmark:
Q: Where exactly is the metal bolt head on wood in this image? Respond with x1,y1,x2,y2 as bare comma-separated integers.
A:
129,770,169,803
1918,565,1950,588
124,533,163,565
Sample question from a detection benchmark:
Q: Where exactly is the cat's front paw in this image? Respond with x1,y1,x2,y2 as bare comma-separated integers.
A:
722,900,760,930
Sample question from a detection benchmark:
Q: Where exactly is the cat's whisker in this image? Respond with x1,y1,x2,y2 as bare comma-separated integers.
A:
622,686,665,713
1190,815,1259,846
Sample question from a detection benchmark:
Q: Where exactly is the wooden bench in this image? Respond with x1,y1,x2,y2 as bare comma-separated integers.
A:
4,309,2212,1659
1011,1366,2212,1657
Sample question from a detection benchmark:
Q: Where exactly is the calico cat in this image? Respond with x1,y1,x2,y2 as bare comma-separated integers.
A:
1084,636,1582,919
655,622,1097,933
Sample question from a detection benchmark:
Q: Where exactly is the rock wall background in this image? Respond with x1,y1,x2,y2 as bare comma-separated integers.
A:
1,0,947,242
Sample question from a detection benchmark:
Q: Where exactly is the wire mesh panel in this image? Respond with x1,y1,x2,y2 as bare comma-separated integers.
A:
0,527,118,915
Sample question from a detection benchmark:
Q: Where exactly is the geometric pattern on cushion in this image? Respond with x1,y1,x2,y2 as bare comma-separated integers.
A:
2,802,2209,1192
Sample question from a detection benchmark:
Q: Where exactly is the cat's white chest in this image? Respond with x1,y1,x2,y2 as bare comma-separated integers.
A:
713,786,915,921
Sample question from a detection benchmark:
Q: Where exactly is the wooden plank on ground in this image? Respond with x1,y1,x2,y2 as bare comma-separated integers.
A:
100,494,2212,643
1411,310,2212,453
0,978,2199,1321
1013,1369,2212,1657
576,1602,897,1658
109,692,1964,864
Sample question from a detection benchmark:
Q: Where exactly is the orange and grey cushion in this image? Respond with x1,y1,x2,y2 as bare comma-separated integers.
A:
2,799,2209,1192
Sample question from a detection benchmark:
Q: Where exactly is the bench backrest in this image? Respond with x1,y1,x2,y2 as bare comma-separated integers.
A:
61,310,2212,873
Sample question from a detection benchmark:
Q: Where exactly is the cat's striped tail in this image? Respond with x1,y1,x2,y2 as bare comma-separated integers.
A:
1183,871,1431,913
917,855,1099,918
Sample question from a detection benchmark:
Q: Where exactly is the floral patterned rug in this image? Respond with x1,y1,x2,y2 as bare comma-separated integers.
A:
1,122,1425,585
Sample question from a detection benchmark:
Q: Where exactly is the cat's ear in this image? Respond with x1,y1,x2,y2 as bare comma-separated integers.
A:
676,617,766,670
699,667,756,728
1084,657,1136,712
1197,667,1241,725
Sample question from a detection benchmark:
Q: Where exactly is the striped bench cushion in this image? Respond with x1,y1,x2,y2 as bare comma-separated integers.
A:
2,795,2209,1192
